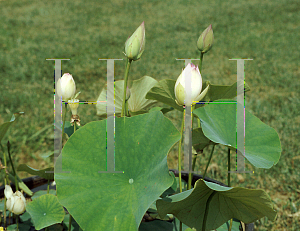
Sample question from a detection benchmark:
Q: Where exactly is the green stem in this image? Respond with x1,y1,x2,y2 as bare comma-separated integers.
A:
16,215,19,231
227,148,233,231
187,105,196,190
62,103,68,140
192,153,198,171
125,98,129,117
199,52,204,73
121,58,132,117
178,110,185,231
202,191,216,231
187,171,192,190
229,218,233,231
7,142,18,191
0,144,10,184
178,110,185,194
228,148,231,187
203,144,215,179
0,144,8,228
191,151,202,183
67,124,77,231
4,198,6,227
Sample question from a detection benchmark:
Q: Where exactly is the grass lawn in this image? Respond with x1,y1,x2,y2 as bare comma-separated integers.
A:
0,0,299,230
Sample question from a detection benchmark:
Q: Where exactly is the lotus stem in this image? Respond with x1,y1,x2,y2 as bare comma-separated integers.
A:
199,52,204,73
62,103,68,140
203,144,215,179
178,109,185,231
121,58,132,117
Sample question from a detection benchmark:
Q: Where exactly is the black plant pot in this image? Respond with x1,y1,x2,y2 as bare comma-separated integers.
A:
0,173,254,231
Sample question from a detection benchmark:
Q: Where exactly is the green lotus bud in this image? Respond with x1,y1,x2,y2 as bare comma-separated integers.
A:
197,24,214,53
124,21,145,61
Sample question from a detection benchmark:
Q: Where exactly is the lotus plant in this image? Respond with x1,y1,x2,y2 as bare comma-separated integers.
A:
0,21,281,231
122,22,146,117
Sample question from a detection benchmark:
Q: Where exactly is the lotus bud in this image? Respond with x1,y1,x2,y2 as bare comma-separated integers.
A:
68,98,80,115
174,63,204,106
124,22,146,61
68,98,80,126
56,73,76,101
4,185,26,215
197,24,214,53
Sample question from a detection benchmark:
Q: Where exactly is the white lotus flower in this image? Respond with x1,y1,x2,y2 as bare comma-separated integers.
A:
4,185,26,215
56,73,76,101
174,63,209,106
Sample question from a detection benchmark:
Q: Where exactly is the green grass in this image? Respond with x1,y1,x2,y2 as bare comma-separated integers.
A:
0,0,299,230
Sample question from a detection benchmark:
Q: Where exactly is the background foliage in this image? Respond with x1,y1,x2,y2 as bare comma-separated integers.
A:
0,0,299,230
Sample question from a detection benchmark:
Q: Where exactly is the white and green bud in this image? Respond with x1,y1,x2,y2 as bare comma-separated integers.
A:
5,185,26,215
174,63,203,106
68,98,80,115
124,21,146,61
197,24,214,53
56,73,76,101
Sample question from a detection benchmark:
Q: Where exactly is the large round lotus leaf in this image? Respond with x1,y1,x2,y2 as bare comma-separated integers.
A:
157,179,276,231
193,100,281,168
55,111,181,231
26,194,65,230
